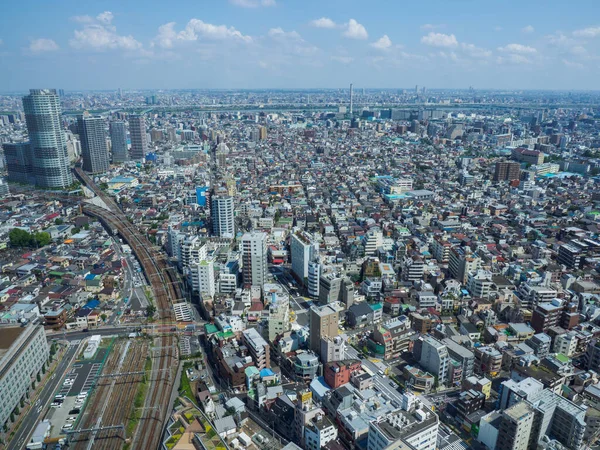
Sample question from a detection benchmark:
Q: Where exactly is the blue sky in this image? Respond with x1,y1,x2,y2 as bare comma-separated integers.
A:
1,0,599,91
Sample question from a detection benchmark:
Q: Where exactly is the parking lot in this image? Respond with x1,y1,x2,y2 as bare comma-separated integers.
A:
44,350,108,439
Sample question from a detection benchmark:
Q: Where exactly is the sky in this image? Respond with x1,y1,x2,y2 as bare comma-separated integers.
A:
1,0,600,91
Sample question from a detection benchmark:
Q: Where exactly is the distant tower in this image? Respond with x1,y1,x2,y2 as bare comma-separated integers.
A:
349,83,353,115
415,85,419,93
129,115,147,160
22,89,72,188
78,114,110,173
110,120,129,162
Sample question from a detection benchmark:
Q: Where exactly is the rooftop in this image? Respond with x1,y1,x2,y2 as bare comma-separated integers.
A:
0,326,25,358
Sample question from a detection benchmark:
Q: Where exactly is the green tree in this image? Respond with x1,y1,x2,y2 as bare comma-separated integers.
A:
84,224,90,230
100,314,107,322
9,228,34,247
54,218,64,225
20,398,24,409
146,305,157,317
71,227,81,235
36,373,41,383
9,228,52,247
9,413,14,423
34,232,51,247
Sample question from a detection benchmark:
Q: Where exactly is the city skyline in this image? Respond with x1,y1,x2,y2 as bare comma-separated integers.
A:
1,0,600,91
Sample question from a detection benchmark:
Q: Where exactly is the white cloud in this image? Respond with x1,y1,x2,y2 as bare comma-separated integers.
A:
0,39,3,46
153,19,252,48
573,26,600,38
496,54,533,64
420,24,444,30
153,22,177,49
71,26,141,51
343,19,368,40
546,32,577,48
570,45,587,55
310,17,337,29
497,43,537,54
268,27,301,40
562,59,584,69
267,27,318,56
29,38,59,53
71,15,94,24
229,0,275,7
371,35,392,50
522,25,535,33
461,42,492,58
494,26,503,32
96,11,114,25
70,11,142,51
421,32,458,48
331,55,353,64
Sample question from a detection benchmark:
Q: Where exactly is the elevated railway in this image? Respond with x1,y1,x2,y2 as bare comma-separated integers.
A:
74,168,180,449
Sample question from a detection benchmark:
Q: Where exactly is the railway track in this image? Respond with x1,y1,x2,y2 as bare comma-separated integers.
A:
70,341,124,449
71,340,149,449
74,168,180,450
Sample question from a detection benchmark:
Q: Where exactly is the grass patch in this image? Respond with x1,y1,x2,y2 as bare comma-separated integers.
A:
179,368,197,406
125,357,152,436
144,288,154,306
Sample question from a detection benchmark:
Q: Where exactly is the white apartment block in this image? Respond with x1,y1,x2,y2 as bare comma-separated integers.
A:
242,232,268,288
218,273,237,294
179,236,207,270
0,325,49,427
304,415,338,450
368,394,439,450
189,259,215,298
291,231,316,283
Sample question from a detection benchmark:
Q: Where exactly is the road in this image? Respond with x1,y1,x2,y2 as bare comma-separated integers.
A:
270,266,311,326
110,237,147,316
8,343,79,450
48,326,139,342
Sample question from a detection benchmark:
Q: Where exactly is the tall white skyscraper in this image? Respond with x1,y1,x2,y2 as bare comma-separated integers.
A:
211,195,235,238
129,115,147,160
241,232,268,288
78,115,109,173
110,120,129,162
22,89,72,188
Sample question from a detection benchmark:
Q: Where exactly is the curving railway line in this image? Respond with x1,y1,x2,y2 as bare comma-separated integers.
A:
74,168,181,449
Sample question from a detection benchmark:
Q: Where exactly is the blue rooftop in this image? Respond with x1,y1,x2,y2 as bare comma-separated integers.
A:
109,176,136,183
259,368,275,378
85,299,100,309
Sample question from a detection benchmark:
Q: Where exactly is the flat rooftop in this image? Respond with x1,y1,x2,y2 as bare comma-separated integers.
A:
0,326,26,358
